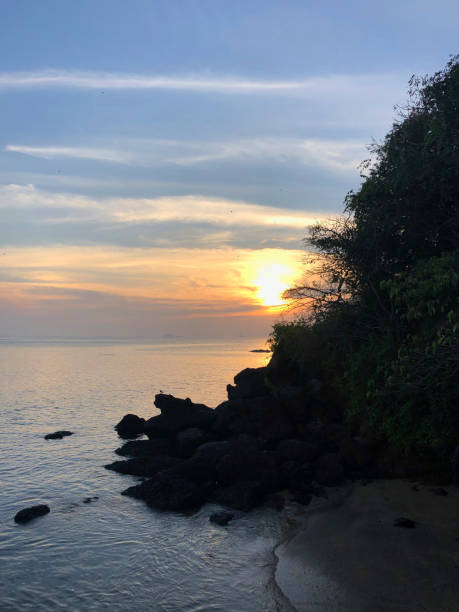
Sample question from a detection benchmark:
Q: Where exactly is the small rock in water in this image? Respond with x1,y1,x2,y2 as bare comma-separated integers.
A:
209,511,234,526
44,430,73,440
14,504,50,524
393,517,416,528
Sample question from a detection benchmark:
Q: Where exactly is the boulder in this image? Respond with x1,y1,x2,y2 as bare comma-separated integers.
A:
193,440,233,462
122,475,205,511
14,504,50,524
265,493,285,511
214,481,265,511
279,460,313,492
144,395,215,438
315,452,345,486
276,439,320,463
115,438,173,458
393,517,416,528
452,444,459,483
115,414,145,438
209,511,234,526
339,436,375,470
44,431,73,440
214,396,293,440
161,455,218,485
227,367,268,400
274,386,309,425
216,449,280,493
176,427,208,457
105,455,180,477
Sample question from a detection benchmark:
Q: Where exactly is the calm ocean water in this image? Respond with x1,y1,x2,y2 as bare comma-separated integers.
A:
0,337,293,611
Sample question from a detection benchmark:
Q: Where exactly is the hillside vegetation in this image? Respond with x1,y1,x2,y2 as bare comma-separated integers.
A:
271,56,459,460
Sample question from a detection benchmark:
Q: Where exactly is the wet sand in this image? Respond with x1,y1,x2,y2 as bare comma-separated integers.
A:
275,480,459,611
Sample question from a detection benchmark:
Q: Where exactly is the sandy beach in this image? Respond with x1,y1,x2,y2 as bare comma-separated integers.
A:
275,480,459,611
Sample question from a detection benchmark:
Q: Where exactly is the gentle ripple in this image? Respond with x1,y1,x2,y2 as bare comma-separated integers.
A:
0,337,294,611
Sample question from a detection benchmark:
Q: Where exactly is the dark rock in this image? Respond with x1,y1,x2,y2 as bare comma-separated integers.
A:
216,449,279,493
214,396,293,440
430,487,448,496
293,491,312,506
311,483,328,498
279,460,313,491
339,436,374,470
44,431,73,440
115,438,173,458
105,455,180,477
144,395,215,438
176,427,208,457
122,475,205,511
393,517,416,528
276,439,320,463
452,445,459,483
194,440,233,462
274,386,309,426
265,493,285,511
209,511,234,525
315,453,345,486
115,414,145,438
227,367,268,400
162,455,218,485
214,481,265,511
14,504,50,524
325,424,349,450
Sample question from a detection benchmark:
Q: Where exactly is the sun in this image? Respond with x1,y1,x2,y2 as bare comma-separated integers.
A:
254,263,293,307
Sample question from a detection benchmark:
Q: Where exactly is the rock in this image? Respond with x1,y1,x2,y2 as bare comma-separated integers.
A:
339,436,374,470
452,445,459,483
209,511,234,525
176,427,208,457
115,438,173,458
14,504,50,524
265,493,285,511
214,481,265,511
122,475,205,511
227,367,268,400
393,517,416,528
216,449,280,493
274,386,309,426
161,455,218,485
144,395,215,438
276,439,320,463
293,491,312,506
105,456,180,477
315,453,345,486
311,483,328,498
193,440,233,462
324,423,349,450
214,396,293,440
279,461,313,491
430,487,448,496
44,431,73,440
115,414,145,438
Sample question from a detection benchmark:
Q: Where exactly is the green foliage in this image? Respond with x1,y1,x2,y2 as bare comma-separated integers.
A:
277,56,459,457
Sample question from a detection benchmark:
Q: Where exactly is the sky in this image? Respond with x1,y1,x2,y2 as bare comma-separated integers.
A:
0,0,458,339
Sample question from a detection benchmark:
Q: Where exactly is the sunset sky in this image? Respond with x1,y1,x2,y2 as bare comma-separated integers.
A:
1,1,457,338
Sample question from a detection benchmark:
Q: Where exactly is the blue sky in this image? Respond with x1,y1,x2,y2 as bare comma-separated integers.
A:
0,1,457,338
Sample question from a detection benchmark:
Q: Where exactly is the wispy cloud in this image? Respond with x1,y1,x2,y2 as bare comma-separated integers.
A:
5,137,366,173
0,69,403,97
5,145,133,164
0,184,327,229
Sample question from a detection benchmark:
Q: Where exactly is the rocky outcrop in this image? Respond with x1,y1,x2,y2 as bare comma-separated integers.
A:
115,414,145,438
14,504,50,524
144,394,215,437
106,362,388,515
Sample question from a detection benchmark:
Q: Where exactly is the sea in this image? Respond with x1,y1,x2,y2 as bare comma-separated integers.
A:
0,337,295,611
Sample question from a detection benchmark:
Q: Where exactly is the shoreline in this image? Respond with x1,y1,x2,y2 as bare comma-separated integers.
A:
274,479,459,611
